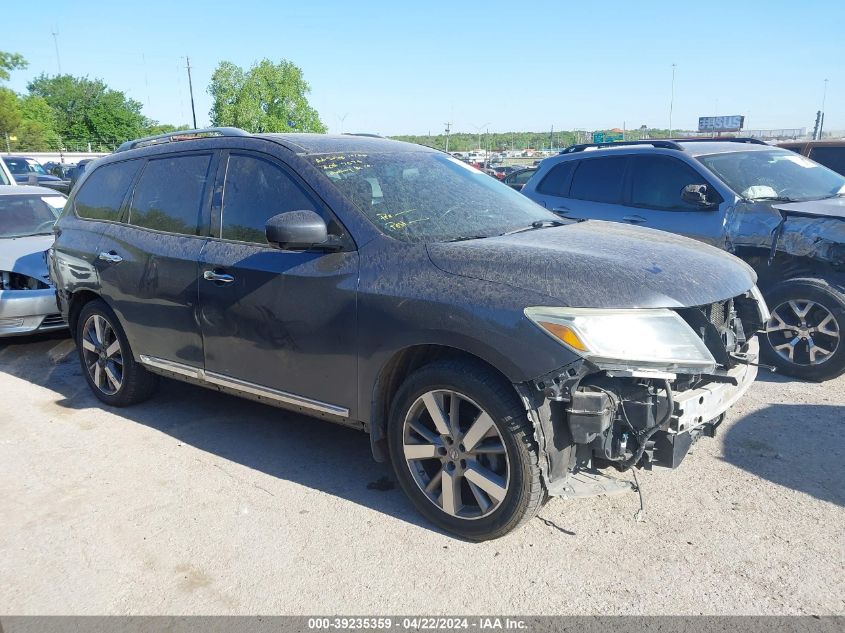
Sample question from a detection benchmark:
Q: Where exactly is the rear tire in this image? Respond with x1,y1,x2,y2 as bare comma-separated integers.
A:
760,277,845,381
387,359,544,541
76,300,158,406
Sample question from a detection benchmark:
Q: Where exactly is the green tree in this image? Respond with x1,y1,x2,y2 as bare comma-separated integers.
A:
142,122,191,136
208,58,326,133
15,95,61,151
0,51,27,82
0,88,21,145
27,74,147,150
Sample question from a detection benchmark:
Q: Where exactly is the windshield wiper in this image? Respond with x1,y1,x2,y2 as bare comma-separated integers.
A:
501,219,566,236
748,196,797,202
444,235,490,243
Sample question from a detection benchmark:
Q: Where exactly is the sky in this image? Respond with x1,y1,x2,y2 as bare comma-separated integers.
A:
3,0,843,136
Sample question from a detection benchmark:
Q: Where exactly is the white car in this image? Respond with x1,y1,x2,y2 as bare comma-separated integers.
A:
0,186,67,336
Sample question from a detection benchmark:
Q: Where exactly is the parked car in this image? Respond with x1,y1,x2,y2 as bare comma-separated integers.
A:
0,154,16,185
489,165,519,181
68,159,94,192
43,161,77,180
522,138,845,381
1,156,70,194
503,167,537,191
0,186,67,336
779,140,845,177
51,128,767,540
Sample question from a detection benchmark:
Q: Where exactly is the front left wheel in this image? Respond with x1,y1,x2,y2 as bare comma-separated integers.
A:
387,359,545,541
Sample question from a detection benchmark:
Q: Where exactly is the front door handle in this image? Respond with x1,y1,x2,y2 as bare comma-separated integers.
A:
203,270,235,284
97,251,123,263
622,215,647,224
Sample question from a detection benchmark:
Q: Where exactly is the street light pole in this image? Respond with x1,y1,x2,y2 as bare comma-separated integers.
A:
186,56,198,129
337,113,349,134
669,63,676,136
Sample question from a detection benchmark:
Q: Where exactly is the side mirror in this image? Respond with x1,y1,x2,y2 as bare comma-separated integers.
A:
681,184,715,207
27,173,39,185
265,210,339,251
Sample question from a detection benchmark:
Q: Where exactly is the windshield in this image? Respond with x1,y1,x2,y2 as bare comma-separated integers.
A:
4,157,48,176
0,194,66,238
307,151,555,242
697,149,845,202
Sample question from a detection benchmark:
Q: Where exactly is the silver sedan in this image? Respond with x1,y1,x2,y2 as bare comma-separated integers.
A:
0,186,67,337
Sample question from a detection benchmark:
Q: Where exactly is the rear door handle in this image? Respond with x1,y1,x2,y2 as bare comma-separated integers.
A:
97,251,123,263
203,270,235,284
622,215,647,224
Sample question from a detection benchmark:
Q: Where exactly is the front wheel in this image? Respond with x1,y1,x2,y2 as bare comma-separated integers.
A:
761,277,845,381
387,359,545,540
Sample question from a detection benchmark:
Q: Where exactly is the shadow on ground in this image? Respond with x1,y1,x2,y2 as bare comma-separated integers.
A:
722,402,845,507
0,333,446,534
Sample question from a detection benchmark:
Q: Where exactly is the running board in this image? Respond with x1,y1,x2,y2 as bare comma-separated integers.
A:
546,469,635,499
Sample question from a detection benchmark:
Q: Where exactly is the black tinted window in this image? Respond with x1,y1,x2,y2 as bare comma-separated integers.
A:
536,162,574,195
569,157,627,203
129,155,212,235
221,154,318,244
75,160,141,221
809,147,845,176
630,156,707,210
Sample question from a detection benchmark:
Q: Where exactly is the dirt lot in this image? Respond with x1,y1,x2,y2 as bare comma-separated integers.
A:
1,332,843,615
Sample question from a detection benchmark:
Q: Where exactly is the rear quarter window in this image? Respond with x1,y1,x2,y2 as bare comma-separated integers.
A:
536,162,575,195
75,160,142,221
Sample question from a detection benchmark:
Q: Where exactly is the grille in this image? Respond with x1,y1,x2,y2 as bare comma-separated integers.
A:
40,314,66,327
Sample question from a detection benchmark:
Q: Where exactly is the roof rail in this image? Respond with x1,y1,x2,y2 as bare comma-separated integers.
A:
560,140,684,154
115,127,250,153
342,132,383,138
671,137,768,145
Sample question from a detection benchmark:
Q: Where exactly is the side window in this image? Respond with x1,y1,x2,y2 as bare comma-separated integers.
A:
809,147,845,176
75,160,142,221
220,154,319,244
630,156,711,211
569,157,627,203
536,162,574,195
129,154,212,235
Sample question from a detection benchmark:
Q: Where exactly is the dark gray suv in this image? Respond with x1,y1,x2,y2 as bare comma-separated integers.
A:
50,128,767,540
522,139,845,381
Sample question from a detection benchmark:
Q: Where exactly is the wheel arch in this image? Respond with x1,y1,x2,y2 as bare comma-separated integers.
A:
368,344,524,462
67,290,105,340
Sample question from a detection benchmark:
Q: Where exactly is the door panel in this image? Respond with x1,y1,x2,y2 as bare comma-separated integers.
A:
198,243,359,414
198,150,359,417
95,152,217,366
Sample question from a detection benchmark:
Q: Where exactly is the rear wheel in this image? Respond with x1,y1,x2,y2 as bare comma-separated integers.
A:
76,300,158,406
761,278,845,381
387,359,544,540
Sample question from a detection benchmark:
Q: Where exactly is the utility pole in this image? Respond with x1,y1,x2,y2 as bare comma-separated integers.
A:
51,29,62,74
819,78,829,139
669,63,677,136
186,56,198,129
337,113,349,134
444,122,451,152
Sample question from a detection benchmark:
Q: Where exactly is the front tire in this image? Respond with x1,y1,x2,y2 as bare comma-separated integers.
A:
761,277,845,381
387,359,544,541
76,300,158,406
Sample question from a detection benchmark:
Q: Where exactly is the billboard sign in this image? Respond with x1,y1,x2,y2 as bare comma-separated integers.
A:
698,115,745,133
592,131,624,143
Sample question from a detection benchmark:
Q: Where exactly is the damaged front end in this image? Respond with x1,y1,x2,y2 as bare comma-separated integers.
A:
519,288,768,498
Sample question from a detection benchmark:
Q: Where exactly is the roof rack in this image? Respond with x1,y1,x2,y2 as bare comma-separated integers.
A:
560,140,684,153
560,136,769,154
672,137,768,145
342,132,383,138
115,127,250,153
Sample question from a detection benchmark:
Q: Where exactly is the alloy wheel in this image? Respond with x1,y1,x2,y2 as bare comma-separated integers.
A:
402,390,510,520
766,299,840,366
81,314,124,395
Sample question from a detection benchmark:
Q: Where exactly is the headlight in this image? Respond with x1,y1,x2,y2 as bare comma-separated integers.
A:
525,306,716,373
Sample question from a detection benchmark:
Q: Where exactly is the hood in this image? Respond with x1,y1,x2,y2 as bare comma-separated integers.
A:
13,174,62,183
0,234,54,282
427,221,756,309
773,197,845,220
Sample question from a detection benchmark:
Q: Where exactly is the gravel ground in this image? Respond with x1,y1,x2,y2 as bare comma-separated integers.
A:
1,332,843,615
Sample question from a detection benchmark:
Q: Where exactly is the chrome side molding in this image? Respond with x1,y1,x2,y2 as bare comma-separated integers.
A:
139,355,349,418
